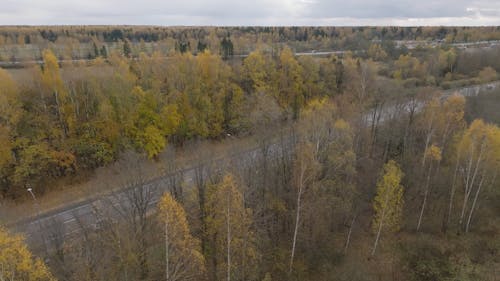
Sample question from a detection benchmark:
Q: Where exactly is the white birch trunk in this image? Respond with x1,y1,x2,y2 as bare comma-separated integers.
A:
344,215,357,254
417,161,433,231
227,191,231,281
460,143,484,228
165,214,169,281
465,172,486,233
289,184,302,274
371,206,386,256
447,155,460,227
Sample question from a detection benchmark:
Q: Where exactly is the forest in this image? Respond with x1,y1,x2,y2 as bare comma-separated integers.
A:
0,26,499,281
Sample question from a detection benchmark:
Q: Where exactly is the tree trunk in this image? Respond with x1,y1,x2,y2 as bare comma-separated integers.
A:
289,184,302,274
344,214,357,254
445,156,460,231
227,191,231,281
459,143,484,228
372,187,391,256
465,173,486,233
371,207,386,256
422,111,435,167
417,161,433,231
165,215,169,281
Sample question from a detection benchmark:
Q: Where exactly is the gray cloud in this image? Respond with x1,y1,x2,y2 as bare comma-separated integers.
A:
0,0,499,25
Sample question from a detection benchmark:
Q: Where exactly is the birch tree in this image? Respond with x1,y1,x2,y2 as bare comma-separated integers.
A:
205,174,258,281
371,160,404,256
289,142,320,273
157,193,205,281
454,120,500,233
416,144,442,231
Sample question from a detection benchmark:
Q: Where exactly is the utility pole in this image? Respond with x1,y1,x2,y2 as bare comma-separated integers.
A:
27,185,47,253
27,185,42,220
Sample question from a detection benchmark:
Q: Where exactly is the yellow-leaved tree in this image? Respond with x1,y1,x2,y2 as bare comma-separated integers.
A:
371,160,404,256
205,174,258,281
40,49,75,137
452,119,500,233
0,69,20,171
416,144,442,231
128,86,180,159
278,46,304,120
242,49,275,95
157,193,205,281
0,227,56,281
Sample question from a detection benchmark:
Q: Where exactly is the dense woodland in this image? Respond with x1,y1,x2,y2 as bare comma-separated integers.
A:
1,26,500,62
1,26,500,281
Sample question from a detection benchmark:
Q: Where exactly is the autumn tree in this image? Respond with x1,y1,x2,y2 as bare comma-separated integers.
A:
342,56,376,106
242,49,275,95
452,120,500,233
416,144,442,231
40,49,74,137
367,43,388,61
371,160,404,256
196,51,245,136
318,56,340,96
157,192,206,281
127,86,180,159
0,69,20,127
299,117,359,258
242,49,281,128
289,142,320,274
419,94,465,167
393,54,425,80
438,48,457,75
478,66,497,83
277,46,304,120
0,69,20,195
0,227,56,281
298,56,322,101
205,174,258,281
101,154,158,280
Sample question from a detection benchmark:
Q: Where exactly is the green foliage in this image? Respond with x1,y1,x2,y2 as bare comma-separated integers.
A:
220,37,234,59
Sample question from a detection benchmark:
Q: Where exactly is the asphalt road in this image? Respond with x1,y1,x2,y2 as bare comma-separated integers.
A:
12,144,267,250
9,80,500,251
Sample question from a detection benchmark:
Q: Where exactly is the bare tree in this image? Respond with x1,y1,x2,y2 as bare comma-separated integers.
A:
104,153,157,280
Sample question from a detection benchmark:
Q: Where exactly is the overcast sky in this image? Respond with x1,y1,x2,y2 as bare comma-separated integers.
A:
1,0,500,26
